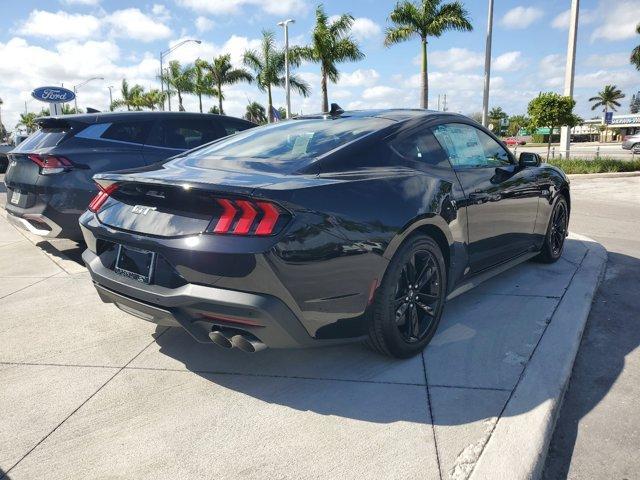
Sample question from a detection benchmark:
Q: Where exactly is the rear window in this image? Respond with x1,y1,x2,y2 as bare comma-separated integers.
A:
17,129,68,150
186,117,391,164
102,121,152,144
146,118,222,150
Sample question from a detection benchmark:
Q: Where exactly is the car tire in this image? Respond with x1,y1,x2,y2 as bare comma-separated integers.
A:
632,143,640,154
534,195,569,264
366,235,447,358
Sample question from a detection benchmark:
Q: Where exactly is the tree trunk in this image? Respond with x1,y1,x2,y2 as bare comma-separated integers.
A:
421,38,428,109
178,91,184,111
219,82,224,114
546,126,553,162
267,85,273,123
198,93,203,113
603,106,608,143
321,66,328,113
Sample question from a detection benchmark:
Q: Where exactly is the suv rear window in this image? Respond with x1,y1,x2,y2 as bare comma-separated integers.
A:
146,119,223,150
17,129,68,150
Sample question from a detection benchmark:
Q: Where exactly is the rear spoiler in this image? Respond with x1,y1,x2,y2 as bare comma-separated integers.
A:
35,117,73,130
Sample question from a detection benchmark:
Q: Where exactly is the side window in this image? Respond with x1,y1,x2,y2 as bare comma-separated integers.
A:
147,119,223,150
221,119,253,136
101,121,152,144
432,123,512,168
389,127,441,165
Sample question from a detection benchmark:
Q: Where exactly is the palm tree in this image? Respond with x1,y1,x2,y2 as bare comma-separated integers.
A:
293,5,364,112
111,79,144,111
385,0,473,109
488,106,507,134
244,101,267,124
139,89,166,111
207,54,253,115
589,84,625,142
243,30,310,122
17,112,38,133
631,23,640,70
589,85,625,114
162,60,195,111
192,59,217,113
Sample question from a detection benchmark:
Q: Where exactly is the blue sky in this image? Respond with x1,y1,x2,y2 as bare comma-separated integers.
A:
1,0,639,130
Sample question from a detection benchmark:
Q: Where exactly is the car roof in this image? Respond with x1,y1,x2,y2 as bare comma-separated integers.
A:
295,108,470,123
37,111,254,125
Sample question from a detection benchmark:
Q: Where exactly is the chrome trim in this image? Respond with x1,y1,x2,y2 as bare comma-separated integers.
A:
5,212,62,237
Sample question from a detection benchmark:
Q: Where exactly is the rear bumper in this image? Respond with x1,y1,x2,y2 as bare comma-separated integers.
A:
5,209,63,237
82,248,319,349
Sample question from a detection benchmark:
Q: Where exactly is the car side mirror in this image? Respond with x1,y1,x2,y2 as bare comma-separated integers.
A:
519,152,541,167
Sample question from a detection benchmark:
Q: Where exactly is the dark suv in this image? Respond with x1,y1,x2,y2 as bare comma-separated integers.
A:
4,112,255,241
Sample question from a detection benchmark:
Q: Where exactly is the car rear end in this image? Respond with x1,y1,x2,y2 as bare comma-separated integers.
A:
4,117,85,239
80,115,397,352
621,133,640,150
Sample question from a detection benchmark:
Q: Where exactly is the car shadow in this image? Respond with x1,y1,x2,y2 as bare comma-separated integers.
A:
149,247,636,431
35,239,86,266
543,250,640,479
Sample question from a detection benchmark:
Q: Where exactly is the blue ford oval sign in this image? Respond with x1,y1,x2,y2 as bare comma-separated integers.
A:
31,86,75,103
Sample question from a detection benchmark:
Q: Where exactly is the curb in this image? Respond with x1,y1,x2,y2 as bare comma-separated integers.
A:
469,233,607,480
567,171,640,180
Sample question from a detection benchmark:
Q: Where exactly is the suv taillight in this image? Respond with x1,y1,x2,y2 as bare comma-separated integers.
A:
88,184,118,213
28,154,73,175
207,198,286,236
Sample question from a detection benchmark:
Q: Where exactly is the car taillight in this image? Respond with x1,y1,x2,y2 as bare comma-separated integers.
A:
208,198,286,236
28,154,73,175
88,184,118,213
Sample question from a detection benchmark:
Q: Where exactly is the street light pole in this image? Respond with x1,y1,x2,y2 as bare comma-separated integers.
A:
108,85,114,110
159,39,202,111
481,0,494,128
278,19,295,119
73,77,104,114
560,0,580,158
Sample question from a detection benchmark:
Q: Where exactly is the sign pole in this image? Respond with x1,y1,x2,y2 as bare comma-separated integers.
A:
560,0,579,158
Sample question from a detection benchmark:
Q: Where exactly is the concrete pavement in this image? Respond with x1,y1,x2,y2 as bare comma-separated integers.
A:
0,185,606,479
543,176,640,479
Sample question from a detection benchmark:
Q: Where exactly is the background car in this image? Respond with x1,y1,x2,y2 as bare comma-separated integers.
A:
3,111,255,241
622,133,640,153
503,136,526,146
79,109,570,358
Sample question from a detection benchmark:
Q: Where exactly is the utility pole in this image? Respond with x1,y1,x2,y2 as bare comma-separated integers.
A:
437,94,441,111
560,0,579,158
107,85,114,109
481,0,494,127
443,94,447,112
278,19,295,119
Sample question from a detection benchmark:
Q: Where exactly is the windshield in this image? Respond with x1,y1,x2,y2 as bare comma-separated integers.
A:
186,116,391,164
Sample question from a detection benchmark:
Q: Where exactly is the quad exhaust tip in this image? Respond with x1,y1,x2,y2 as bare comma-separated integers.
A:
208,329,266,353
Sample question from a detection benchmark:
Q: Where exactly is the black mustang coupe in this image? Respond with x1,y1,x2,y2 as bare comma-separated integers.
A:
80,108,570,358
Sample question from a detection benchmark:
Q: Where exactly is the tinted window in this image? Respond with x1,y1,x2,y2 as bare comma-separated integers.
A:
389,128,441,165
102,121,152,144
221,119,253,136
432,123,512,168
147,119,222,150
189,117,391,163
17,129,68,150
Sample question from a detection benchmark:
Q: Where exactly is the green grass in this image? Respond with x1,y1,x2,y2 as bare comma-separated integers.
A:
547,157,640,174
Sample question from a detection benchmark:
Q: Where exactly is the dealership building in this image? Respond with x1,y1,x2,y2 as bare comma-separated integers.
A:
519,114,640,142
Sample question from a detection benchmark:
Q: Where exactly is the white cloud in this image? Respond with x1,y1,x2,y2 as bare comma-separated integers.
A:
585,53,631,69
106,8,172,42
493,51,523,72
551,8,595,29
176,0,308,16
501,6,544,29
591,0,640,41
18,10,101,40
195,16,214,33
152,4,171,22
427,48,483,72
337,69,380,87
362,85,400,100
575,69,640,89
327,17,380,41
538,53,565,87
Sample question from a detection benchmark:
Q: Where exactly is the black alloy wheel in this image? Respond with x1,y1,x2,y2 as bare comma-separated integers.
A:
367,235,446,358
535,196,569,263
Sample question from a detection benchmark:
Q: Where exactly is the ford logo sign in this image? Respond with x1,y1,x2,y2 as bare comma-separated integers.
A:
31,86,76,103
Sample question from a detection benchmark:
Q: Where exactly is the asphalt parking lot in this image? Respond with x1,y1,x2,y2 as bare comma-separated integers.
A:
0,176,607,480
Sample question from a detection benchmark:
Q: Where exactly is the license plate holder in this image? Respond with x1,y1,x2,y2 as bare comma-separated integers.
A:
114,245,156,284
